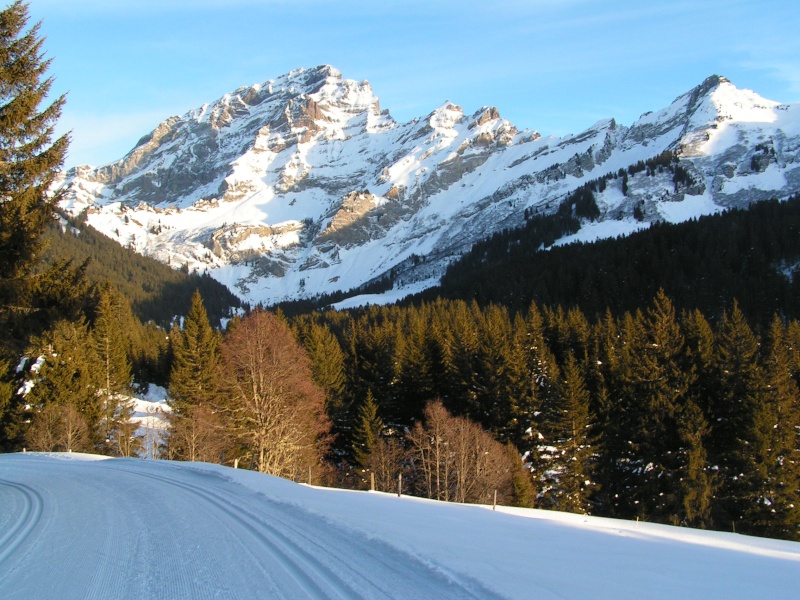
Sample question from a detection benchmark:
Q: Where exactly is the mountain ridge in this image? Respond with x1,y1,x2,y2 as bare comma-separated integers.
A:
57,66,800,306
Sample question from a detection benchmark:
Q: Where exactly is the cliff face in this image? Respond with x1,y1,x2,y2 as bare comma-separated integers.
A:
58,66,800,305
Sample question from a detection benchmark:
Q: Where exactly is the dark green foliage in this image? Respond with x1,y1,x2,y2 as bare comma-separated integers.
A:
167,290,225,462
535,353,595,513
436,196,800,326
22,319,101,451
557,184,600,222
751,318,800,538
168,290,222,411
351,390,383,469
41,213,241,326
291,290,800,539
296,320,347,425
0,2,95,449
0,1,78,353
92,285,134,451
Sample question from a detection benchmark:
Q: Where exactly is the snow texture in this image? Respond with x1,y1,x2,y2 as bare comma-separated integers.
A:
1,453,799,599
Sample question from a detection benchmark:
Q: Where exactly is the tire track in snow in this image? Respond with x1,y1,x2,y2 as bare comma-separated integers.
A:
112,462,502,600
0,481,44,568
112,463,360,599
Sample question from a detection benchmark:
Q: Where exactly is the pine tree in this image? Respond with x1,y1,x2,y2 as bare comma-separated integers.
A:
352,389,384,469
676,399,713,527
537,353,595,513
393,307,435,424
168,290,224,461
611,292,696,522
22,319,102,451
742,316,800,539
303,321,346,411
0,1,69,340
473,304,520,438
169,290,221,408
301,320,348,448
443,300,483,420
0,1,74,448
92,285,134,453
711,301,766,530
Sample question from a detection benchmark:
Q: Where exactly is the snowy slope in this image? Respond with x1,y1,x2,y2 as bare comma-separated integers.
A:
2,453,799,599
57,68,800,306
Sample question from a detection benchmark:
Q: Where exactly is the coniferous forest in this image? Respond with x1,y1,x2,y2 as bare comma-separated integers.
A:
1,0,798,545
433,194,800,326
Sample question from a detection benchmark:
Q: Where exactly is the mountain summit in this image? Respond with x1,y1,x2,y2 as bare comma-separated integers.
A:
58,67,800,306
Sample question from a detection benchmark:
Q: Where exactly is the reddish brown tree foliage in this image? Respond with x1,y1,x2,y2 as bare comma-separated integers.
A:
407,400,515,505
221,310,330,477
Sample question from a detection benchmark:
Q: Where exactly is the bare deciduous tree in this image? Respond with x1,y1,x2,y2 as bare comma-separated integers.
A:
408,400,514,505
221,310,330,477
369,434,406,492
26,402,90,452
167,403,227,463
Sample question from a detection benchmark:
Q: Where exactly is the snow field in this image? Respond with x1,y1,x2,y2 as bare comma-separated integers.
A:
2,453,799,599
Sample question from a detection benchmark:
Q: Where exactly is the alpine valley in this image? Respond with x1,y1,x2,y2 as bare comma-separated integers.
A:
57,65,800,306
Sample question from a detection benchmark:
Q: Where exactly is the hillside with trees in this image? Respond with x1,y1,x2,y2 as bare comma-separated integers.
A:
42,212,242,326
290,293,800,539
434,194,800,326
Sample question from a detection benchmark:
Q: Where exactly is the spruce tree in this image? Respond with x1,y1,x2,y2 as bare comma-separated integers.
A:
92,285,134,453
21,318,101,451
443,300,483,420
711,302,766,529
169,290,221,408
742,316,800,539
352,389,384,469
0,1,69,335
392,308,434,424
301,320,348,448
473,304,520,438
0,1,72,445
168,290,223,461
537,353,595,513
612,292,695,522
676,399,713,527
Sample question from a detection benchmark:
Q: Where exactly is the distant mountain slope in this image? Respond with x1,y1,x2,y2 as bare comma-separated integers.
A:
43,214,241,325
427,194,800,324
57,67,800,306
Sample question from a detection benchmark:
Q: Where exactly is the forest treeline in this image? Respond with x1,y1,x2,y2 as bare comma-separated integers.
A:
42,212,243,326
433,195,800,325
289,292,800,540
14,189,799,542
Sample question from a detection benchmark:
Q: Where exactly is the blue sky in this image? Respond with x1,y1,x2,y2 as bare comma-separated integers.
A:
27,0,800,169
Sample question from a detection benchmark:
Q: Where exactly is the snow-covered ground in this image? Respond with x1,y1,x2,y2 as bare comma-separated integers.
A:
128,385,170,459
1,453,798,599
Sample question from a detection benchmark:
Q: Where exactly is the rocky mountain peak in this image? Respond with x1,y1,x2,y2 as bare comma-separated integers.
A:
57,68,800,307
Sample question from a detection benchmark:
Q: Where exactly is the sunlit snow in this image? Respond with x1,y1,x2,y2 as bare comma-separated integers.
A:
1,453,798,599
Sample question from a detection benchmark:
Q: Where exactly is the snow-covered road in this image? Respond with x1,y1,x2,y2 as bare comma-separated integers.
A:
3,452,800,599
0,454,497,599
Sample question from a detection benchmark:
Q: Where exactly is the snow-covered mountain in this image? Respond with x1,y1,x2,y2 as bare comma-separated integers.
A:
57,66,800,306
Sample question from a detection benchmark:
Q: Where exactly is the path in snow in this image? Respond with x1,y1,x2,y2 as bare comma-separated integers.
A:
0,454,499,599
